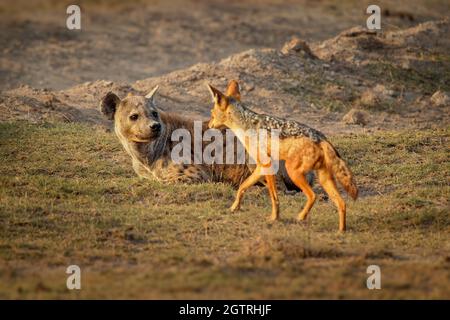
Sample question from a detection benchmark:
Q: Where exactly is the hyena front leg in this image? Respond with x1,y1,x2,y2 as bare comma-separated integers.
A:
155,162,210,184
175,164,211,183
132,159,154,180
230,165,263,212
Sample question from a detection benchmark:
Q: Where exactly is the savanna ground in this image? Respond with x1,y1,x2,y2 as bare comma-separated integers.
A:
0,123,448,299
0,0,449,299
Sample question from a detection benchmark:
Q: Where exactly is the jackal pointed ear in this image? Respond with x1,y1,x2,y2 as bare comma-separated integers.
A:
207,84,228,110
100,92,121,121
226,80,241,101
145,85,159,103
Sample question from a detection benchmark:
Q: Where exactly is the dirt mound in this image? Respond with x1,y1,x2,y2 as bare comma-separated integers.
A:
312,20,450,66
0,85,84,123
1,20,449,134
130,20,450,132
1,0,447,91
0,81,132,124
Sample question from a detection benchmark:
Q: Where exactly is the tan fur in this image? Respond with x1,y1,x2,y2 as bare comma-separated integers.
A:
321,141,358,200
225,80,241,101
207,81,358,231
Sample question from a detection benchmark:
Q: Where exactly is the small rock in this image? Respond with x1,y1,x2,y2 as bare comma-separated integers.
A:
342,109,368,126
360,84,396,108
339,26,377,38
100,80,113,87
373,84,395,97
324,84,350,101
42,94,60,108
244,82,255,92
281,37,317,59
287,80,301,88
430,90,450,107
360,90,379,108
402,91,417,102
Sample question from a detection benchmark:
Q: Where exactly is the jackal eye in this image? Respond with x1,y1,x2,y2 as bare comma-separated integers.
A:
151,111,158,118
129,114,139,121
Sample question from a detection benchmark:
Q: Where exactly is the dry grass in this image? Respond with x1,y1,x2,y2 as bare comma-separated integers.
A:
0,122,449,299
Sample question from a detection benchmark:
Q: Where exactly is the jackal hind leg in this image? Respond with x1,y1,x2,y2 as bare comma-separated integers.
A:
317,168,346,232
285,162,316,221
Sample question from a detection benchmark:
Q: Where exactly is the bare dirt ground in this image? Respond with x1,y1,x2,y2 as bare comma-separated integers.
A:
0,0,449,135
1,0,446,91
0,0,449,299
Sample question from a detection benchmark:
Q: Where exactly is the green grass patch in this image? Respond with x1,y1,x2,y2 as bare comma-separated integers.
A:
364,61,450,95
0,122,449,299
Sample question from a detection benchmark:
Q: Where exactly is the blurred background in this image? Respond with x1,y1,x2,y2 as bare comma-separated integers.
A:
1,0,448,90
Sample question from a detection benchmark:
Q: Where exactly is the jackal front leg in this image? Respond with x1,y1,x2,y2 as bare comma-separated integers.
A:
265,174,280,221
230,165,263,212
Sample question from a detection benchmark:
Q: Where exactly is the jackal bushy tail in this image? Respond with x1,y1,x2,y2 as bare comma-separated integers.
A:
321,141,358,200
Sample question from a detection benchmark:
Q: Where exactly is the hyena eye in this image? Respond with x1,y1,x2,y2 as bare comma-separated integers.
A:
151,111,158,118
129,114,139,121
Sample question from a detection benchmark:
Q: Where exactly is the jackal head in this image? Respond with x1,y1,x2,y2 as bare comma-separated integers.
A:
100,86,164,143
207,80,241,130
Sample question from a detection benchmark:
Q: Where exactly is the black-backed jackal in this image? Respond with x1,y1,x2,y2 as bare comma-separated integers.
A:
207,80,358,231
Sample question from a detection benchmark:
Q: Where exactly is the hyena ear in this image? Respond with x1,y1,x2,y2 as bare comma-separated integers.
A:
145,85,159,103
207,84,228,110
226,80,241,101
100,92,121,121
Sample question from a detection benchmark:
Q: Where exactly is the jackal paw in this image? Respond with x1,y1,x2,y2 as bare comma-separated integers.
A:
297,212,308,221
230,202,240,212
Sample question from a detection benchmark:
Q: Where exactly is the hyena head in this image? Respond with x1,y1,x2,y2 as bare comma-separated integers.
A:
100,86,164,143
207,80,241,130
